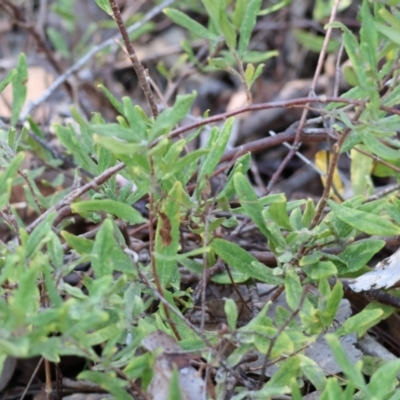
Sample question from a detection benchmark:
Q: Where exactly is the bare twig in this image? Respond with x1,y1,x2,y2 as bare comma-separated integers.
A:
26,162,125,233
192,262,225,306
108,0,159,118
18,170,46,214
310,107,364,229
0,205,20,243
247,278,261,318
168,96,400,140
19,357,44,400
264,0,342,193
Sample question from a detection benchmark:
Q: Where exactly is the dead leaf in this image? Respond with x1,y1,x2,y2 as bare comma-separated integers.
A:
159,211,172,246
349,248,400,292
142,331,206,400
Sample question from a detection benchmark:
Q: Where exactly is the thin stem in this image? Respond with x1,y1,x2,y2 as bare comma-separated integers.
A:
167,96,400,140
310,107,364,229
265,0,342,192
108,0,159,118
26,162,125,233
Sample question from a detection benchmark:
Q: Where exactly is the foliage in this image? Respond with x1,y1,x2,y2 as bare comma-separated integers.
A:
1,0,400,398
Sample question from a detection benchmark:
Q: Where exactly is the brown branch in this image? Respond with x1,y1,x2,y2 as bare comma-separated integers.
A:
107,0,184,340
168,95,400,140
310,108,363,229
26,162,125,234
264,0,342,193
108,0,158,118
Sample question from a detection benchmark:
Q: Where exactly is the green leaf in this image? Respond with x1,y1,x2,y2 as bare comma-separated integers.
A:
361,132,400,161
244,63,255,87
335,308,384,337
319,378,346,400
154,181,182,288
78,371,131,400
259,0,291,16
149,92,196,140
0,69,16,93
217,152,251,200
61,231,94,254
368,359,400,398
91,219,115,276
350,147,373,196
359,0,377,74
48,231,63,269
330,22,368,90
47,27,69,58
163,8,218,41
93,135,147,155
168,366,183,400
0,152,24,195
233,172,275,245
25,213,55,259
71,199,145,224
294,30,340,53
224,298,238,331
122,98,148,140
336,239,385,274
303,261,337,280
243,50,277,63
91,123,142,143
94,0,113,15
54,124,98,173
196,117,234,194
217,3,237,49
328,201,400,236
375,21,400,46
326,334,367,390
268,200,292,231
86,324,121,346
265,355,301,388
11,53,28,125
211,238,275,283
323,281,343,327
42,263,63,308
233,0,248,28
12,261,40,319
202,0,220,32
162,149,209,181
285,269,302,310
301,199,316,228
299,354,327,391
98,84,123,114
238,0,263,58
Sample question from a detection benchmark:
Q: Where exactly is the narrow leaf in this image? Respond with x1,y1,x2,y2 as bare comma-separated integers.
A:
211,238,274,283
154,181,182,288
164,8,218,41
328,201,400,236
11,53,28,124
239,0,263,57
98,84,124,114
285,269,302,310
326,334,367,390
233,172,275,244
71,199,145,224
0,69,16,93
